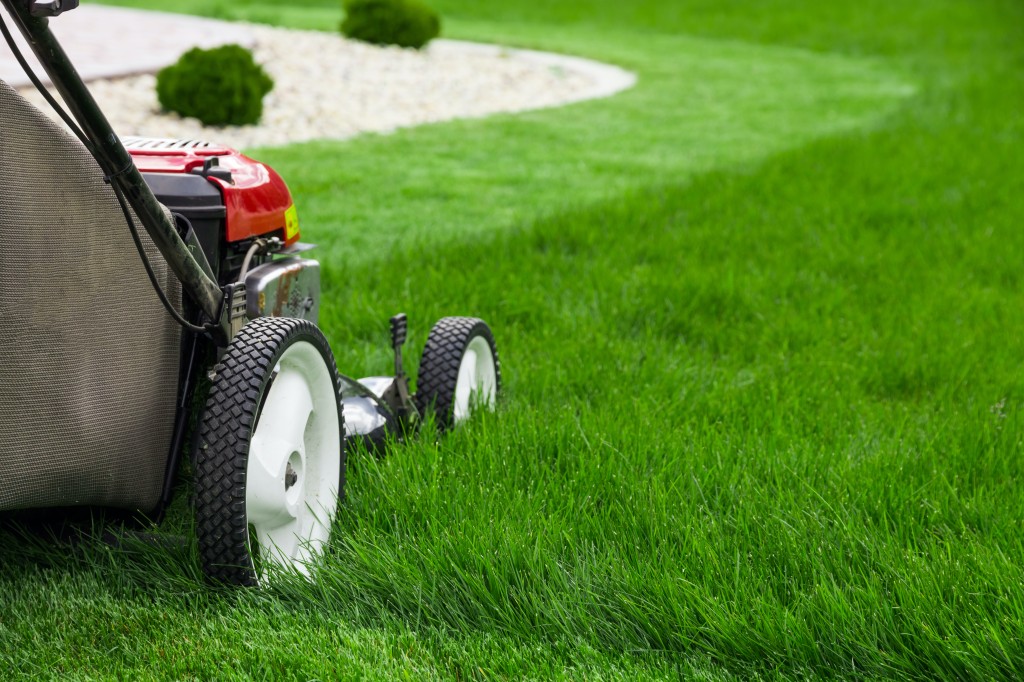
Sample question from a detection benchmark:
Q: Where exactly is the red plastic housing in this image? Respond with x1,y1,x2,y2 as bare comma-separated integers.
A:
127,141,299,245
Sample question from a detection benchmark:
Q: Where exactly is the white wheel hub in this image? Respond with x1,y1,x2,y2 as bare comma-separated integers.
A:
453,336,498,424
245,340,340,577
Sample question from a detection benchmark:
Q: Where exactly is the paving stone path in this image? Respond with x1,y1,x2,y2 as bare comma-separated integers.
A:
1,4,636,149
0,5,254,87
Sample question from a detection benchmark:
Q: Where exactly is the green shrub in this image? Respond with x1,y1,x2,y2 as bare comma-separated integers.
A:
341,0,441,50
156,44,274,127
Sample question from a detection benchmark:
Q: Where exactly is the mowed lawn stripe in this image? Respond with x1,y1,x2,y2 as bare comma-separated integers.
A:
254,30,914,268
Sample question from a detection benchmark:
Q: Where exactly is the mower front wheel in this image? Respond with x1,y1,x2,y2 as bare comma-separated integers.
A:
415,316,500,431
194,317,344,586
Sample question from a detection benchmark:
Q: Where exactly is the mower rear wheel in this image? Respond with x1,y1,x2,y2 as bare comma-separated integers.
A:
194,317,344,586
415,317,500,431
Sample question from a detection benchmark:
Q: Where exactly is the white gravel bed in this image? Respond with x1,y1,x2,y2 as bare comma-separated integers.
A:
17,24,636,149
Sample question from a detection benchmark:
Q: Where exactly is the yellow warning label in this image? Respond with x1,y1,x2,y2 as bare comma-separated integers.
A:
284,204,299,240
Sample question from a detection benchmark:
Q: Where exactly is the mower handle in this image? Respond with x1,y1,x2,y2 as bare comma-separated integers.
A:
27,0,79,17
2,0,228,341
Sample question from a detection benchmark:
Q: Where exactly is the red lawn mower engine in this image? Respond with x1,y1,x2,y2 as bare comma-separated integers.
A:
1,0,499,586
125,137,319,322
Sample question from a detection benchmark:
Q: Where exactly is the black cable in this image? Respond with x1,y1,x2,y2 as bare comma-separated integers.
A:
0,10,91,151
110,185,215,335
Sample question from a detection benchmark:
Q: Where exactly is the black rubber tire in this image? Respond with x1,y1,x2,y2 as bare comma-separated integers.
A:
193,317,345,586
415,317,500,431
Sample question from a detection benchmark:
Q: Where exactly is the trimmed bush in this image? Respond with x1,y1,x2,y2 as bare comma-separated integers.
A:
156,44,274,127
341,0,441,50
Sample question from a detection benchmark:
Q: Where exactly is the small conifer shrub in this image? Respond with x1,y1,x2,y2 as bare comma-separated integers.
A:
341,0,441,50
156,44,274,127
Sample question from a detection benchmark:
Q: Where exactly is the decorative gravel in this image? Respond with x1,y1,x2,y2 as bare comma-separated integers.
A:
17,24,635,149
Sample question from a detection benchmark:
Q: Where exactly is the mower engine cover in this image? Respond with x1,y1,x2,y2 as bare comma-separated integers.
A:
122,137,300,246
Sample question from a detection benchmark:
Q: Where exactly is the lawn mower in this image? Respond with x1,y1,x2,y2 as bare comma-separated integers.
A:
0,0,500,586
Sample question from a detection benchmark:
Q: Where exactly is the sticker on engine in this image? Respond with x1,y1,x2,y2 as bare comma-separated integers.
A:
284,204,299,240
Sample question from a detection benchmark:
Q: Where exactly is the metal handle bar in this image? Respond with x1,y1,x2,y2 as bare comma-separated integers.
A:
1,0,228,342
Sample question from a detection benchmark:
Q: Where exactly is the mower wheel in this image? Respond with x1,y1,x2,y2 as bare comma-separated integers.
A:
194,317,344,586
415,317,500,431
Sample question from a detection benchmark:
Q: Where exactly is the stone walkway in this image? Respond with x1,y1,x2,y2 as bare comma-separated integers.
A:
2,4,637,149
0,5,254,87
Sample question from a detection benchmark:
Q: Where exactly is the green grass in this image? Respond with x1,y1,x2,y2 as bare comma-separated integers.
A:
2,0,1023,679
102,3,920,266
